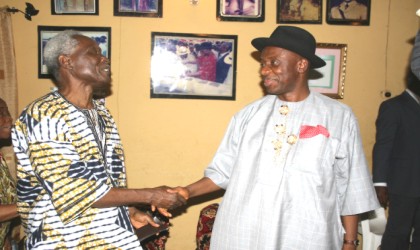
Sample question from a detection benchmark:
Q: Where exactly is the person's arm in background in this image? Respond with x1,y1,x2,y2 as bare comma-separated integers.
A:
411,28,420,80
372,101,399,209
0,204,18,222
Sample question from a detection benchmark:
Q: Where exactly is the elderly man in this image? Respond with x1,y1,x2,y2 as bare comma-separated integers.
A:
12,30,186,249
171,26,379,249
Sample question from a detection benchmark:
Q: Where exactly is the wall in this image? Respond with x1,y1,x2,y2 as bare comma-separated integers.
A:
1,0,419,249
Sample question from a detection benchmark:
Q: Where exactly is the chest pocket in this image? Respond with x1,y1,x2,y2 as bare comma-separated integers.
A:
287,135,339,177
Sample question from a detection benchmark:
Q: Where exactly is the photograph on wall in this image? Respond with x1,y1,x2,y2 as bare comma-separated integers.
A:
114,0,162,17
217,0,264,22
51,0,98,15
150,32,238,100
38,26,111,78
308,43,347,99
326,0,370,25
277,0,322,24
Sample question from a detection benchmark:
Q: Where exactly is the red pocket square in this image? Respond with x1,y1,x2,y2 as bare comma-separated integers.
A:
299,125,330,139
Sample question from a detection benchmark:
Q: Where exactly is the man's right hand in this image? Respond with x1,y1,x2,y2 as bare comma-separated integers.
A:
375,186,389,209
149,186,187,210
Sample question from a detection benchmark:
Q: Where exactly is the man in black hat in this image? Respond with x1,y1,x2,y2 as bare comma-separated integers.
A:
169,26,379,249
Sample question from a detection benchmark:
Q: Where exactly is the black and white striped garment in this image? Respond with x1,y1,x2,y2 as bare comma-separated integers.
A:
12,91,142,249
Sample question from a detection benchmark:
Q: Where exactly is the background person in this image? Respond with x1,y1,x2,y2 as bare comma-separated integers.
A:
169,25,379,249
372,68,420,249
215,42,232,83
11,30,186,249
0,98,19,250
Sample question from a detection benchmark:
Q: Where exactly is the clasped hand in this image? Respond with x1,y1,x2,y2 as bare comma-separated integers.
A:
150,186,190,217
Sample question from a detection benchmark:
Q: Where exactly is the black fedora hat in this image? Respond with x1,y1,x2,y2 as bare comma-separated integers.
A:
251,26,326,69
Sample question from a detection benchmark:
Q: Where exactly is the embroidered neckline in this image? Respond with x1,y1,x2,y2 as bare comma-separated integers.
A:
271,104,298,156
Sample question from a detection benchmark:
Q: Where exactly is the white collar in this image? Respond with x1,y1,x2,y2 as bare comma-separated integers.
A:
406,89,420,104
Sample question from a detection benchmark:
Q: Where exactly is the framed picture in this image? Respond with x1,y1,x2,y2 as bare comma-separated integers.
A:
217,0,264,22
114,0,162,17
326,0,370,25
51,0,99,15
38,26,111,79
150,32,238,100
308,43,347,99
277,0,322,24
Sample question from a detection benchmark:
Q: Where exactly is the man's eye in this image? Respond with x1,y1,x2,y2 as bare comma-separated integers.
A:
272,60,280,66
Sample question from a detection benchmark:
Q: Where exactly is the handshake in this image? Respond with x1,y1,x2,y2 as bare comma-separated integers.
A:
128,186,190,232
147,186,190,217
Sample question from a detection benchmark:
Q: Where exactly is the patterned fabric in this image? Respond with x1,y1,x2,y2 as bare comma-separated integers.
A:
204,92,379,249
11,91,142,249
0,153,17,248
196,203,219,250
141,232,168,250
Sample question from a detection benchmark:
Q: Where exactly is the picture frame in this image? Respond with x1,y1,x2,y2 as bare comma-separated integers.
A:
51,0,99,15
38,26,111,79
150,32,238,100
113,0,162,18
308,43,347,99
277,0,322,24
217,0,264,22
326,0,370,25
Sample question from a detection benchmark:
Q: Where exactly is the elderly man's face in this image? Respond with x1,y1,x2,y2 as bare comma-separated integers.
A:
259,46,305,98
67,35,112,97
0,99,12,139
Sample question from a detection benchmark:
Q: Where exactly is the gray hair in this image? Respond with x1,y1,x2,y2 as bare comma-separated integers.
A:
43,30,81,82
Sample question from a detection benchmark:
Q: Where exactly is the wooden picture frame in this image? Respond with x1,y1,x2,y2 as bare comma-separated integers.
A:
113,0,162,18
277,0,322,24
326,0,370,25
51,0,99,15
38,26,111,79
217,0,264,22
150,32,237,100
308,43,347,99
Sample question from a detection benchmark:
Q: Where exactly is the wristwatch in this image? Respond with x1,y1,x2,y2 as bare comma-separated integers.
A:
343,239,360,246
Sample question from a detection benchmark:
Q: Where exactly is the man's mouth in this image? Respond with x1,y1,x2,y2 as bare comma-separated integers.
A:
101,64,111,73
263,77,276,87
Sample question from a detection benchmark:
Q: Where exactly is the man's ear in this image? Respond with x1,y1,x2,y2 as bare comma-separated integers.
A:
58,54,73,69
297,59,309,73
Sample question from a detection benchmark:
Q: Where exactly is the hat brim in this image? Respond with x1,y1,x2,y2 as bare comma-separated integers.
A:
252,38,326,69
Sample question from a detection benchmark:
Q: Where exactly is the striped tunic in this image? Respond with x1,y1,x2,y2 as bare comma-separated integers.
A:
12,92,141,249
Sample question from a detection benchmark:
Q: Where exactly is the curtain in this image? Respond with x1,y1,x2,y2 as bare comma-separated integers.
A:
0,6,18,179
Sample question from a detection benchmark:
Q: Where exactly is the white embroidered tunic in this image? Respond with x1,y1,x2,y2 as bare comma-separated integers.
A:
205,92,379,250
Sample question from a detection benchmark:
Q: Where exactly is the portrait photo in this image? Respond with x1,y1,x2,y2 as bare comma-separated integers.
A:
327,0,370,25
217,0,264,22
52,0,98,15
150,32,237,100
114,0,162,17
277,0,322,24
